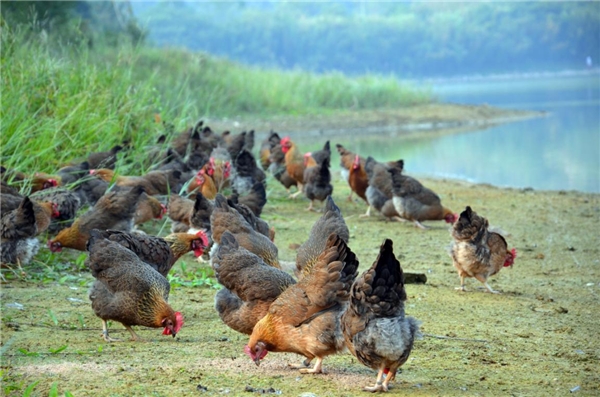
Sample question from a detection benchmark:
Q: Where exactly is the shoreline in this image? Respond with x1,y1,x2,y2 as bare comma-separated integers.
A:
205,103,547,140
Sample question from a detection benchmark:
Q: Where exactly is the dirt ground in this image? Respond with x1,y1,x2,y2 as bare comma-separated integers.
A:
1,107,599,396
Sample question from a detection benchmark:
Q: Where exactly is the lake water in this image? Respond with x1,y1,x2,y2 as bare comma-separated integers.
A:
297,73,600,193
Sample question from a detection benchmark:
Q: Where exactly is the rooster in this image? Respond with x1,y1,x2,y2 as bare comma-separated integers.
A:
450,206,517,293
342,239,420,392
268,143,297,193
280,136,307,199
86,229,184,342
246,234,359,373
335,144,366,202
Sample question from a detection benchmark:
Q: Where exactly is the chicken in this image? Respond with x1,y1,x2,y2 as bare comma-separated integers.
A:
91,168,182,196
187,166,218,200
171,120,202,157
230,180,267,217
86,229,184,342
134,193,167,226
336,144,366,202
56,161,90,187
48,186,145,252
296,196,349,279
1,166,59,193
167,192,214,235
362,156,402,221
280,136,307,198
450,206,517,293
227,200,272,241
87,145,124,169
246,233,359,374
213,231,296,335
232,149,266,197
268,143,297,193
92,229,209,277
210,194,279,268
226,131,248,160
341,238,420,392
259,131,281,170
348,154,369,204
1,196,39,265
2,192,61,235
30,188,82,233
303,144,333,212
388,161,457,229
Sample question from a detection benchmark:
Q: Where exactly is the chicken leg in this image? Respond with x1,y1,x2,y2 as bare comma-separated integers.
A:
101,320,121,342
364,367,387,392
124,325,143,341
299,357,323,374
359,205,372,218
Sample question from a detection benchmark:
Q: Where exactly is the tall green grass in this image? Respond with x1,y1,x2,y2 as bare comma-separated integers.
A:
1,25,431,175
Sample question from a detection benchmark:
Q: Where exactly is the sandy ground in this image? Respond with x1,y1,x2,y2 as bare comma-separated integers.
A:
1,106,598,396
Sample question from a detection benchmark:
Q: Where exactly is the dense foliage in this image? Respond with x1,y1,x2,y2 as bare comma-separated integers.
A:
136,1,600,78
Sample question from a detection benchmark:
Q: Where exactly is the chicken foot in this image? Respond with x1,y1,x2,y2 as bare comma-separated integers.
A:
288,358,312,369
125,325,144,341
289,184,304,199
359,205,372,218
101,320,121,342
413,220,429,229
364,367,388,392
475,275,500,294
455,276,467,292
299,357,324,374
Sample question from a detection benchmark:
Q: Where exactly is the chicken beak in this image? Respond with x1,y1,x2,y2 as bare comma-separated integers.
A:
254,357,261,366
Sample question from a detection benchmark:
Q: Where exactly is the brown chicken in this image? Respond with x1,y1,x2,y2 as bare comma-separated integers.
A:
246,234,359,374
30,187,82,233
388,161,457,229
450,206,517,293
362,157,402,221
48,186,145,252
280,136,307,198
167,194,194,233
1,166,59,193
1,193,60,234
91,168,182,196
92,229,209,277
210,194,279,268
230,180,267,217
336,144,366,202
213,231,296,335
227,200,272,241
296,196,349,279
341,239,420,392
134,194,167,226
86,229,183,342
187,166,218,200
348,154,369,203
1,196,39,265
303,142,333,212
268,143,297,193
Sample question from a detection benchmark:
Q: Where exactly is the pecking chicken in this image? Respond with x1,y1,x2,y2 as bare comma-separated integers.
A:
213,231,296,334
48,186,145,252
92,229,208,277
280,136,307,198
296,196,349,279
86,229,184,342
30,187,81,234
91,168,182,196
1,196,39,265
134,193,167,226
246,233,359,374
449,206,517,293
210,194,279,268
341,238,420,392
167,194,195,233
388,161,457,229
1,166,59,193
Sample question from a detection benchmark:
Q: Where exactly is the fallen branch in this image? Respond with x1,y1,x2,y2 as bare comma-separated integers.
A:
423,333,488,343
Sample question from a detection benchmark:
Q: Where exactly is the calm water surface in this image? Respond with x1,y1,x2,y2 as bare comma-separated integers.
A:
297,73,600,193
